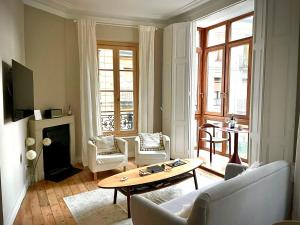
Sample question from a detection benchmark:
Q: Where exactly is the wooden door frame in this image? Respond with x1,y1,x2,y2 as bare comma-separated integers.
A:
97,41,139,136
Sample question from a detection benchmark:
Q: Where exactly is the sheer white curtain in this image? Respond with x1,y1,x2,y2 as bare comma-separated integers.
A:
293,116,300,219
138,25,155,133
77,19,101,166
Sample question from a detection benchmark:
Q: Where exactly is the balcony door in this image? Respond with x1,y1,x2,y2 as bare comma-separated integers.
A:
197,13,253,160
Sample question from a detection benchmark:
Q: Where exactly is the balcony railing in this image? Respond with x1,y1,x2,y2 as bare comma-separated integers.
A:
101,112,134,131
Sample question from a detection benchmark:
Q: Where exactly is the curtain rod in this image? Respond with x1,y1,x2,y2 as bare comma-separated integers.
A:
73,20,159,30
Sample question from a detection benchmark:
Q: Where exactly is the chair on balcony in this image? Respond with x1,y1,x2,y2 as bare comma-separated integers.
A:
197,123,231,163
88,135,128,180
135,133,170,167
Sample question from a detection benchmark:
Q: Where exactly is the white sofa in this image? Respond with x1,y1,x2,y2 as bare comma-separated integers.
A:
131,160,291,225
87,137,128,180
134,135,170,167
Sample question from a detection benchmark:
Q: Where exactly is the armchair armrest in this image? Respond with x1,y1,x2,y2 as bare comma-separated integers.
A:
115,137,128,157
134,136,141,156
87,141,97,172
224,163,248,180
131,195,186,225
162,135,170,160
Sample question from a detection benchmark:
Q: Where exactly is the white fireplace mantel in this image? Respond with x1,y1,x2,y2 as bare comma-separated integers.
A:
28,115,75,181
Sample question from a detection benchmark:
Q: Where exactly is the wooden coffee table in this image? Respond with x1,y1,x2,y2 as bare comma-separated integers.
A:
98,158,203,218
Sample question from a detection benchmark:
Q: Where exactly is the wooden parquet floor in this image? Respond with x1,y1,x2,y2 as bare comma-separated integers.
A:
13,158,218,225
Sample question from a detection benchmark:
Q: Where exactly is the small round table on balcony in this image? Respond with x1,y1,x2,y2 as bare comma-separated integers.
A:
220,127,249,164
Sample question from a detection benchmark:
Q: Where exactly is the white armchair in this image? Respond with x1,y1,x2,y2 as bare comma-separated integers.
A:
88,137,128,180
135,134,170,167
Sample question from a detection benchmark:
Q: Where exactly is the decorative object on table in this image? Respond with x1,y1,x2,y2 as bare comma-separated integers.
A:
146,165,164,173
25,137,52,184
228,115,237,129
44,108,63,119
166,159,187,168
67,105,72,116
197,123,232,163
139,169,151,176
34,110,42,120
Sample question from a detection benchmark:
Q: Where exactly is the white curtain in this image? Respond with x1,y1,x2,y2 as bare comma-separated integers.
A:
138,25,156,133
188,21,199,158
77,19,101,166
293,116,300,219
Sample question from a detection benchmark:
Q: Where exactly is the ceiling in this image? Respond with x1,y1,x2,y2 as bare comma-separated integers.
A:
23,0,211,26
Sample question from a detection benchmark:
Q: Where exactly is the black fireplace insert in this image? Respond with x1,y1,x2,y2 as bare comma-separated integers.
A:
42,124,80,182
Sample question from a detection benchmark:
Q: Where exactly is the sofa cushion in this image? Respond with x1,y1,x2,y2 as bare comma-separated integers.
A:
139,133,165,151
96,153,125,165
160,180,222,214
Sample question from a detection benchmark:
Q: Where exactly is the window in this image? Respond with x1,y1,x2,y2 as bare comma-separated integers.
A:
97,41,138,136
196,13,253,161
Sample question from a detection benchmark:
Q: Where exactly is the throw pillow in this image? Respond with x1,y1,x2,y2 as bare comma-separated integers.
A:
139,133,165,151
175,204,193,219
240,161,262,176
94,135,120,155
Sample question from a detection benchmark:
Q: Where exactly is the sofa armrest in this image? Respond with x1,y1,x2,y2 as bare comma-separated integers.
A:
131,195,186,225
224,163,248,180
162,135,171,160
115,137,128,157
87,141,97,172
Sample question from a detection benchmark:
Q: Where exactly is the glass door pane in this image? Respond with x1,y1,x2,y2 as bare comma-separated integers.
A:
205,49,224,114
230,16,253,41
228,44,249,116
207,25,226,47
119,49,134,131
98,48,115,132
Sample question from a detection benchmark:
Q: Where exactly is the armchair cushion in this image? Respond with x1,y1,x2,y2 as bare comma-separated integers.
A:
139,133,165,151
93,135,120,155
137,150,167,160
96,153,126,165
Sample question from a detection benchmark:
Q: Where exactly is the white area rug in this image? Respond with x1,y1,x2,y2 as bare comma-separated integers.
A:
64,172,219,225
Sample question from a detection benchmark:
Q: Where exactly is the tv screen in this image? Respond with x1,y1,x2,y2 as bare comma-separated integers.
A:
12,60,34,121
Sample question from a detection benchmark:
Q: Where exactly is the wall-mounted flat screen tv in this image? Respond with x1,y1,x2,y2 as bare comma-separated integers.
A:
12,60,34,122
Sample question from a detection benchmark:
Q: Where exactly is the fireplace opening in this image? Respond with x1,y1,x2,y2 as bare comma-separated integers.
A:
43,124,80,182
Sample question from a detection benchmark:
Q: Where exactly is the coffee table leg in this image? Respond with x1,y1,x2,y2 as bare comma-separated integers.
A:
193,169,198,190
126,188,131,218
113,188,117,204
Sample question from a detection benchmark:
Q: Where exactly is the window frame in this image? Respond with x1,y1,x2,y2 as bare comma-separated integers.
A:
196,12,254,161
97,41,139,136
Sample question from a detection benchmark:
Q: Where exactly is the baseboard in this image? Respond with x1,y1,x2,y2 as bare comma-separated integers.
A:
5,182,28,225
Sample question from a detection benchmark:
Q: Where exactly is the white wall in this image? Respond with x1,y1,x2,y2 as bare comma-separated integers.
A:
24,6,67,110
0,1,29,225
24,6,82,162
